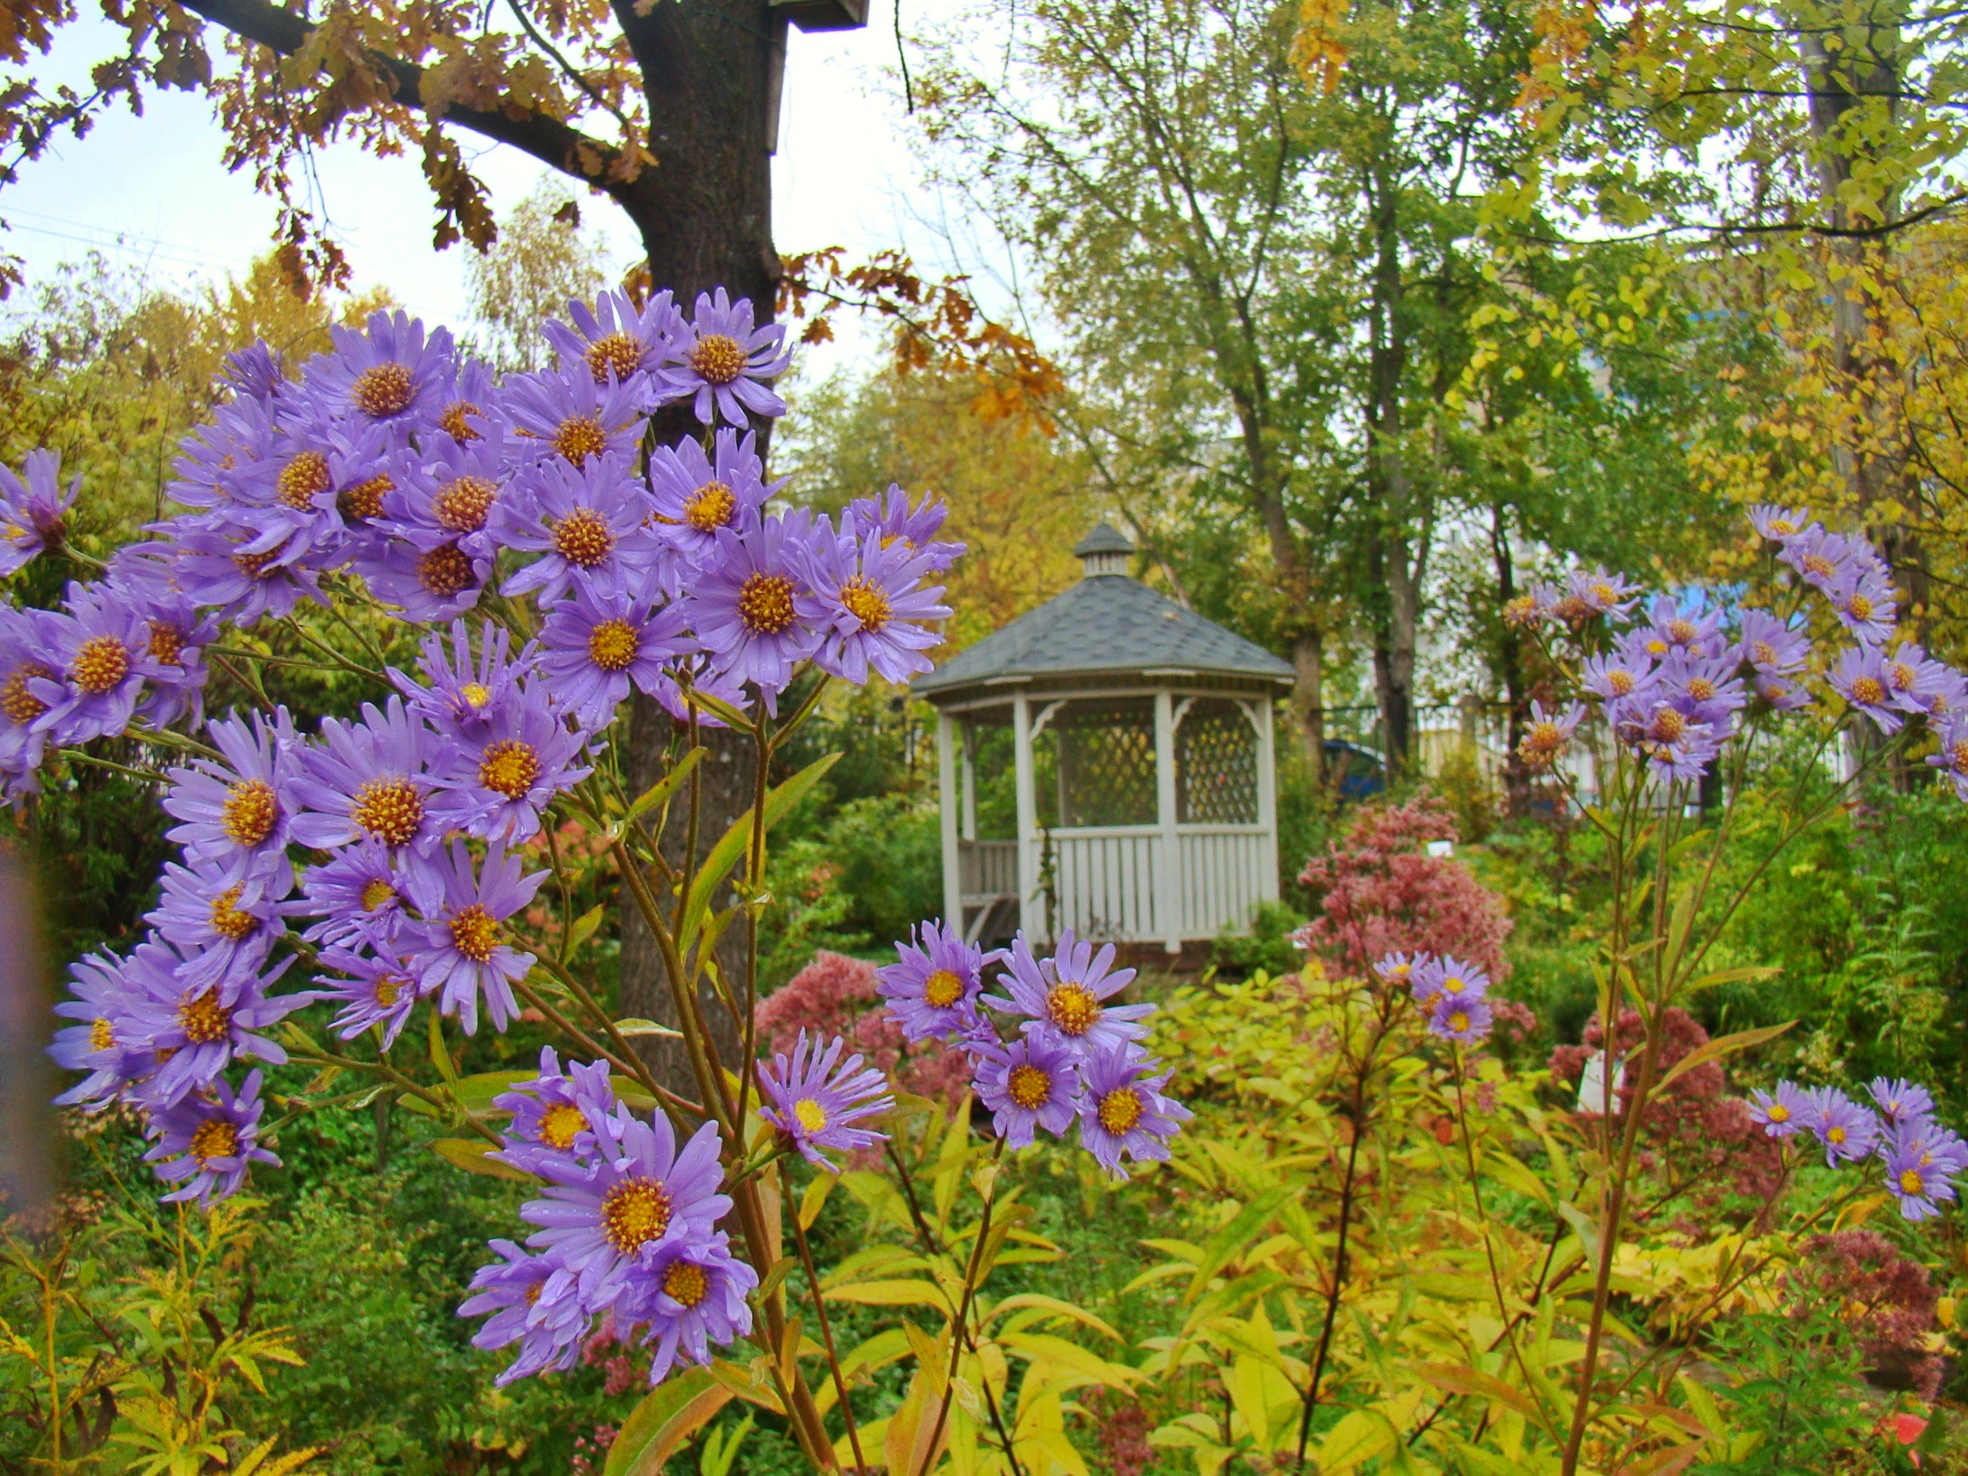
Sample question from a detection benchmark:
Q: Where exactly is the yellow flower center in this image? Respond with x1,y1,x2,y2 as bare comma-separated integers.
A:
1803,553,1835,578
1752,640,1778,667
276,451,332,510
1097,1087,1144,1134
737,572,797,636
351,776,424,847
433,475,497,532
148,621,184,666
1827,1125,1847,1145
1007,1063,1053,1109
448,904,500,963
1524,721,1563,757
1768,1103,1790,1123
1850,676,1886,706
1589,581,1616,604
1901,1168,1926,1195
360,877,396,913
552,509,616,568
178,990,232,1045
417,543,475,597
684,481,737,533
352,362,414,416
1649,708,1687,742
1441,974,1468,997
1686,677,1716,702
221,780,279,846
1667,618,1696,644
89,1017,114,1052
338,474,392,522
1645,638,1668,657
1846,594,1874,621
1448,1011,1470,1034
664,1259,710,1307
1045,983,1101,1036
588,618,640,672
601,1176,673,1253
233,546,281,581
1951,740,1968,772
1607,669,1635,696
373,973,405,1008
587,332,642,382
72,635,130,695
923,969,964,1008
461,682,493,709
477,739,542,800
1768,518,1797,536
1891,661,1917,690
190,1118,240,1164
439,400,482,441
840,577,891,633
793,1098,830,1135
207,884,259,942
689,333,747,385
553,415,608,464
1,665,50,725
539,1101,587,1151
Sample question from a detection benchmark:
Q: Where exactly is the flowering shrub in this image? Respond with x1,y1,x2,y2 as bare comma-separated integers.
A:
756,949,971,1103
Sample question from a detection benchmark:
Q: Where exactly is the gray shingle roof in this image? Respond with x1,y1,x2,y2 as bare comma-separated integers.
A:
1072,522,1135,557
915,571,1296,699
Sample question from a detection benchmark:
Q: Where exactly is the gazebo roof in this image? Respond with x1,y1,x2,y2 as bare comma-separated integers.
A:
915,525,1296,700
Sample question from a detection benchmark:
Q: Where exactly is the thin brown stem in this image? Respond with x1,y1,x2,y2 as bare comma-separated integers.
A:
917,1136,1009,1476
785,1163,871,1476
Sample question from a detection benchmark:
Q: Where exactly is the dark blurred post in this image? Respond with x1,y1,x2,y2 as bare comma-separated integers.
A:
0,855,52,1228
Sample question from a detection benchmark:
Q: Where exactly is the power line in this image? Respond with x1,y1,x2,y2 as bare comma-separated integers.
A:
0,214,239,275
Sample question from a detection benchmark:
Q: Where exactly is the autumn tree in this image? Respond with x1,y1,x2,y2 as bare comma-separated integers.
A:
465,177,612,371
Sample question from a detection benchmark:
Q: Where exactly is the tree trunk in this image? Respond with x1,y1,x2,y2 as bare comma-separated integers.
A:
1363,160,1417,777
1290,629,1326,782
1490,504,1532,815
610,0,784,1087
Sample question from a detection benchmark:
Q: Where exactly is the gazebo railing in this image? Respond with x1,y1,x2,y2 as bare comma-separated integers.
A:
1176,825,1270,940
957,838,1018,903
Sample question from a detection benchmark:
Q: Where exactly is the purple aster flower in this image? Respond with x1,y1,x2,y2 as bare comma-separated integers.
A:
0,448,79,574
1748,1082,1809,1137
405,839,545,1035
1566,567,1642,618
1867,1077,1936,1130
143,1069,279,1206
692,511,824,710
497,453,668,607
799,529,952,685
378,430,511,560
1788,527,1889,588
1617,700,1723,781
972,1034,1080,1148
1881,642,1950,718
27,582,155,745
289,697,441,855
536,582,697,730
1429,992,1493,1044
107,570,219,732
1373,951,1423,990
1750,673,1812,712
1801,1085,1879,1167
392,620,536,743
502,365,647,468
1075,1043,1190,1180
0,604,59,794
840,485,964,571
236,417,394,565
168,392,281,512
987,927,1152,1057
1927,713,1968,799
658,288,792,425
520,1108,730,1309
1748,504,1815,543
429,354,502,446
315,935,425,1047
1581,651,1657,706
645,429,776,565
49,948,153,1110
358,535,490,625
1654,650,1747,728
1518,700,1586,771
460,1241,591,1386
756,1030,894,1171
1828,645,1903,735
122,937,302,1107
301,836,410,947
1884,1136,1960,1221
429,698,592,843
1738,610,1811,676
493,1046,620,1175
1923,664,1968,723
221,341,287,401
877,919,989,1043
163,709,301,886
145,856,293,983
625,1236,759,1385
643,652,751,730
543,286,684,394
1410,954,1490,1009
167,510,328,627
303,309,454,428
1640,596,1725,661
1826,570,1898,645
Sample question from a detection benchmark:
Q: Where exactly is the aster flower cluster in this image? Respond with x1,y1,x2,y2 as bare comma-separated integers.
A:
1749,1077,1966,1221
464,1048,756,1387
876,922,1192,1179
1376,951,1497,1044
1509,510,1968,792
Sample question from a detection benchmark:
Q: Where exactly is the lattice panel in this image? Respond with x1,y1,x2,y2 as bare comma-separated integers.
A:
1178,700,1259,824
1057,701,1158,827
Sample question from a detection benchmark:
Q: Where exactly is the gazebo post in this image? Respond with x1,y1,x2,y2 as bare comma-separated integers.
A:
959,724,977,841
938,711,961,930
1012,693,1038,938
1153,690,1181,953
1256,696,1281,905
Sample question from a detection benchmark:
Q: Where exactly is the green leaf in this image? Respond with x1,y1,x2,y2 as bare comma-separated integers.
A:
679,752,839,947
614,1017,683,1039
564,903,606,955
1188,1188,1289,1302
1651,1020,1794,1095
605,1367,734,1476
427,1008,458,1084
429,1138,537,1183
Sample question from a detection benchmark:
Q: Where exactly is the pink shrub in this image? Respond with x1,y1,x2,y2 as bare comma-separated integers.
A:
1789,1230,1943,1398
756,950,971,1104
1291,795,1514,982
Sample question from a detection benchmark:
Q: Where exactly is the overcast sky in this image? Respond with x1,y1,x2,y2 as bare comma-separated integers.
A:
0,1,977,378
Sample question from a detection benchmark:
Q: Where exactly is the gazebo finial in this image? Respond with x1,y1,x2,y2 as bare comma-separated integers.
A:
1072,521,1134,579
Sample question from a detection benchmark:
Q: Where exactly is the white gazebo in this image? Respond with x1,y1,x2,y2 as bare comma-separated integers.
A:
916,524,1295,953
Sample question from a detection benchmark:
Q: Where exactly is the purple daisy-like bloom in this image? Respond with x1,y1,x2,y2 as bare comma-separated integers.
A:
1748,1082,1810,1137
122,938,302,1107
405,839,545,1035
987,927,1152,1057
379,430,511,561
143,1069,279,1206
304,309,454,428
1926,713,1968,800
358,535,490,624
1880,642,1950,718
756,1030,895,1171
221,341,287,401
1868,1077,1936,1130
392,620,535,743
316,936,425,1047
0,448,79,574
1075,1043,1190,1180
692,512,824,711
1429,992,1494,1044
168,391,281,512
877,919,990,1043
493,1046,620,1175
644,429,776,565
1924,664,1968,722
428,698,592,844
1617,700,1723,782
1654,650,1747,728
299,839,409,945
800,529,952,685
107,569,219,732
1373,951,1422,990
1884,1137,1959,1221
543,287,685,395
658,288,792,425
1826,571,1898,645
429,354,503,446
1828,645,1903,735
625,1236,759,1385
289,697,441,855
1581,651,1657,707
1801,1085,1879,1167
1518,699,1586,771
1748,504,1815,543
1738,610,1810,676
520,1109,730,1309
460,1241,589,1386
163,709,301,885
973,1034,1080,1149
841,485,964,571
49,948,153,1109
27,582,154,745
0,604,60,794
497,453,667,607
167,510,328,627
1640,596,1725,661
502,365,647,469
1410,954,1490,1009
145,856,293,983
1566,567,1643,618
536,582,697,730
